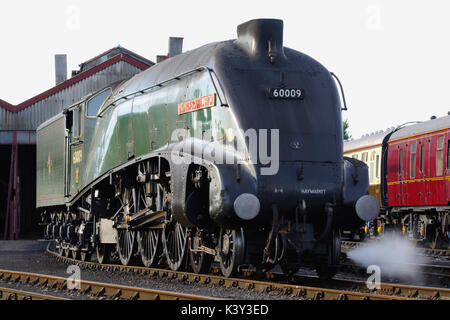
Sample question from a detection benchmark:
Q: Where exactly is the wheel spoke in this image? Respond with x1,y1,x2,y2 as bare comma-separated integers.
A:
117,187,138,266
163,221,187,271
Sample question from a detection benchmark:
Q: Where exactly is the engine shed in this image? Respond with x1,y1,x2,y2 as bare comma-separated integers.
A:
0,47,156,239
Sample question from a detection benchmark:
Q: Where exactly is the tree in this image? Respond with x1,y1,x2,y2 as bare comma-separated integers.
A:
343,119,352,141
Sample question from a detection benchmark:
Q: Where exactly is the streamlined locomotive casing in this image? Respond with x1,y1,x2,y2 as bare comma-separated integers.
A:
38,19,372,230
38,19,376,276
167,19,345,228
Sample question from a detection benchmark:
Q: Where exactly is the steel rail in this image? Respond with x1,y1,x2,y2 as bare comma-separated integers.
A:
46,245,449,300
0,286,67,300
342,240,450,257
0,269,218,301
341,240,450,281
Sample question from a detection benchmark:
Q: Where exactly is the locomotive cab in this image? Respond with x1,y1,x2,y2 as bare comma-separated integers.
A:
63,87,114,197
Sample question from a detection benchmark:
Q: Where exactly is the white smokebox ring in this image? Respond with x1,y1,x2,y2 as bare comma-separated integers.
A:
355,195,380,222
234,193,260,220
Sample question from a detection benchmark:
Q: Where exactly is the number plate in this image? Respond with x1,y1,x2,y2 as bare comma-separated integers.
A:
267,88,304,99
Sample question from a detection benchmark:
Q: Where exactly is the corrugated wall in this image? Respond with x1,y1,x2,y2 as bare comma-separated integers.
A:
1,61,142,131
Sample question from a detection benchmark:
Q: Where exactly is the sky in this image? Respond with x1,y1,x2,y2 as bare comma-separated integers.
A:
1,0,449,139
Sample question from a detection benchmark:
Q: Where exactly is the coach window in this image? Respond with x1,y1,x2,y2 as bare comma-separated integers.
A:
447,140,450,169
436,136,444,176
420,144,424,172
410,141,417,179
87,88,112,117
362,152,368,163
398,149,403,176
376,155,380,178
369,162,374,183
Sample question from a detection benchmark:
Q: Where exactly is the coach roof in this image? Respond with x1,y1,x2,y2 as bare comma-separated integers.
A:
389,115,450,142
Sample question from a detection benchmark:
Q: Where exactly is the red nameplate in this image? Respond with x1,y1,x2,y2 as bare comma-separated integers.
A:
178,94,216,115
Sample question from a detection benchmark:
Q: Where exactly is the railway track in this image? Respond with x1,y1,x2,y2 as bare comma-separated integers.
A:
0,269,218,300
0,286,66,300
341,240,450,279
46,244,450,300
342,241,450,257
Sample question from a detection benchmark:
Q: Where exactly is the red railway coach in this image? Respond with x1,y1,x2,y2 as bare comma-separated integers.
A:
381,115,450,248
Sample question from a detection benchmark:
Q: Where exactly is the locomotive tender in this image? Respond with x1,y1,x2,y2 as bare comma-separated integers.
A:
37,19,378,278
344,115,450,248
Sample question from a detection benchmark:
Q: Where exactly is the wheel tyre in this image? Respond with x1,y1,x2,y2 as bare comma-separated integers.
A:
190,251,213,274
71,249,80,260
189,235,213,274
64,247,70,258
315,229,341,281
96,244,112,264
138,230,162,267
117,229,137,266
80,251,91,262
57,242,64,256
218,228,245,278
163,221,188,271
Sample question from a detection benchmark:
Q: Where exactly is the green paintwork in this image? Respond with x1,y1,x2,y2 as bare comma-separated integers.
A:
37,69,237,208
36,114,66,207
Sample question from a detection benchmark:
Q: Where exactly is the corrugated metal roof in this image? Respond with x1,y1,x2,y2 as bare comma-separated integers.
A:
79,46,154,72
0,49,153,131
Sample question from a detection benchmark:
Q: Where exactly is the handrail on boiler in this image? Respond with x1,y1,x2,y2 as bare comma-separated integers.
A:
330,72,348,111
97,66,228,117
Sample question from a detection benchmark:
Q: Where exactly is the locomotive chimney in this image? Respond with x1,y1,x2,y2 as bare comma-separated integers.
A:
235,19,285,63
55,54,67,85
168,37,184,58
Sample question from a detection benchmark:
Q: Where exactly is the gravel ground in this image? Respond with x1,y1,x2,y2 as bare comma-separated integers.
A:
0,240,448,301
0,240,300,300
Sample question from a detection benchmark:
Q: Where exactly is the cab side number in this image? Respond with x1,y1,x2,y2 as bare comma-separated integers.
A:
73,150,83,164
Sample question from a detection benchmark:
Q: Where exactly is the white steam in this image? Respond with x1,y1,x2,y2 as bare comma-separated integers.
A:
347,232,428,280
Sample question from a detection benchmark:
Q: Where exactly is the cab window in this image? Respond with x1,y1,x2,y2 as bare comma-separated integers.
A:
72,107,81,138
87,88,111,117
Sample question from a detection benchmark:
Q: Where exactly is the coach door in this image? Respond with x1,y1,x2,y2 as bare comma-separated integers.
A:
446,138,450,204
442,136,450,205
417,141,427,206
398,145,406,206
434,135,446,204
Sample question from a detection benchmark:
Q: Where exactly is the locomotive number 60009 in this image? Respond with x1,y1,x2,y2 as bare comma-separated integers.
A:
268,88,304,99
